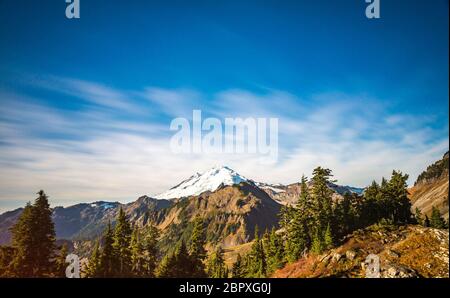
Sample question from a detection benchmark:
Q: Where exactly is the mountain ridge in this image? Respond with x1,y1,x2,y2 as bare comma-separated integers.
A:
0,163,436,247
409,151,449,220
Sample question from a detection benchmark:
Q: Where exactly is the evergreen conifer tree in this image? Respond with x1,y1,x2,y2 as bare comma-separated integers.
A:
206,246,228,278
247,226,267,277
310,229,323,255
310,167,334,236
32,190,56,276
100,221,115,277
10,191,56,277
266,228,285,272
430,207,445,229
10,203,35,277
415,207,424,226
86,241,102,277
323,223,333,250
143,224,159,277
55,243,68,277
176,241,193,277
188,216,207,277
231,254,246,277
156,252,177,277
387,171,412,223
285,175,310,263
130,227,145,276
112,208,132,276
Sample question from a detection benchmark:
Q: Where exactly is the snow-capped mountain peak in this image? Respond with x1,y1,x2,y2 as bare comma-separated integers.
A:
154,166,248,200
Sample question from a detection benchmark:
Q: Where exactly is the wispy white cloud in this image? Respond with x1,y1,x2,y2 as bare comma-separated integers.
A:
29,75,144,114
0,78,448,213
143,87,201,117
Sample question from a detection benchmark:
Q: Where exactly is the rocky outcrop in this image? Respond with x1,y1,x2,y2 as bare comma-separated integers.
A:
273,225,449,278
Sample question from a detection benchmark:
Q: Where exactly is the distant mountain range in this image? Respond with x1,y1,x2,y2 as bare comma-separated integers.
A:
0,157,447,249
0,197,171,245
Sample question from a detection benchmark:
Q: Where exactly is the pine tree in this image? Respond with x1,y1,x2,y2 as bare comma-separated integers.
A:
285,175,310,263
112,208,132,276
100,222,115,277
188,216,207,277
247,226,267,277
430,207,445,229
86,241,102,277
285,212,309,262
10,203,35,277
55,243,68,277
32,190,56,276
310,229,323,255
346,193,359,232
306,167,335,255
266,228,285,272
157,241,191,277
278,205,291,232
323,223,333,250
10,191,56,277
297,175,312,219
142,224,159,277
156,252,177,277
206,246,228,278
130,227,145,276
362,180,383,226
231,254,246,278
310,167,334,235
415,207,424,226
175,241,192,277
387,171,412,223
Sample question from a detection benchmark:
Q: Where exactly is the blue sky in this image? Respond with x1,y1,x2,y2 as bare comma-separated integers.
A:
0,0,448,211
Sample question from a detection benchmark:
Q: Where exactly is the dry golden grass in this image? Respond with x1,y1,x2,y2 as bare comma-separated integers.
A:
388,228,449,277
272,225,449,278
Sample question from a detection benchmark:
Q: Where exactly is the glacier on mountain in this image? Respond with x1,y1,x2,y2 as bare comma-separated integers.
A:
154,166,248,200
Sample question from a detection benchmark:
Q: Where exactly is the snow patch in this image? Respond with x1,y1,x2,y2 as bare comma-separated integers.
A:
90,202,116,209
154,166,248,200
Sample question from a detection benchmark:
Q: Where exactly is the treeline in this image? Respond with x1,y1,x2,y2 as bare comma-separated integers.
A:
85,211,228,278
415,151,449,185
84,208,160,277
230,167,421,277
0,191,68,277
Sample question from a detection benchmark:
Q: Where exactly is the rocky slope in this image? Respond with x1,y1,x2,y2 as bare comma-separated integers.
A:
409,152,449,220
273,224,449,278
